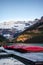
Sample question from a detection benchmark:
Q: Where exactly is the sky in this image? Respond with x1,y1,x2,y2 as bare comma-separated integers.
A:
0,0,43,22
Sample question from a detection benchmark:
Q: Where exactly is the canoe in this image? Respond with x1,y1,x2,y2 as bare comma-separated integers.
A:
3,45,43,52
21,46,43,52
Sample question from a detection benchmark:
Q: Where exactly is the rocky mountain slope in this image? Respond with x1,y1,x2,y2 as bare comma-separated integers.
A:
13,16,43,43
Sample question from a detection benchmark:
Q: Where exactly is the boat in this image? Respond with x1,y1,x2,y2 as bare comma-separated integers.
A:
3,45,43,52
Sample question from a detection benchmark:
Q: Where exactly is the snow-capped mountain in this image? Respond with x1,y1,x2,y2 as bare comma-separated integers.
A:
0,20,39,39
0,20,38,31
0,21,31,31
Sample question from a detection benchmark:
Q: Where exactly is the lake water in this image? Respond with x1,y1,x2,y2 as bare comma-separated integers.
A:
27,43,43,46
8,43,43,47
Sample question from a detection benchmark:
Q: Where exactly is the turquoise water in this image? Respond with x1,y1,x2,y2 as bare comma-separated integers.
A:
8,43,43,47
28,43,43,46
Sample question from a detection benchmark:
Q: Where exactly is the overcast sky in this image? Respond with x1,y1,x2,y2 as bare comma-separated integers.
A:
0,0,43,22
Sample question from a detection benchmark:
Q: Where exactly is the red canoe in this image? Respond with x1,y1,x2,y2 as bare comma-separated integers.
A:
3,45,43,52
21,46,43,52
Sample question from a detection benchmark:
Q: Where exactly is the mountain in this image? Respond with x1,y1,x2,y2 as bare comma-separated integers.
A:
0,21,32,31
0,21,36,39
0,19,39,31
13,16,43,43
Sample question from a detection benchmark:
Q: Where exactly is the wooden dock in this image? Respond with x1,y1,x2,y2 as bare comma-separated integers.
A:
0,47,43,65
4,49,43,65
